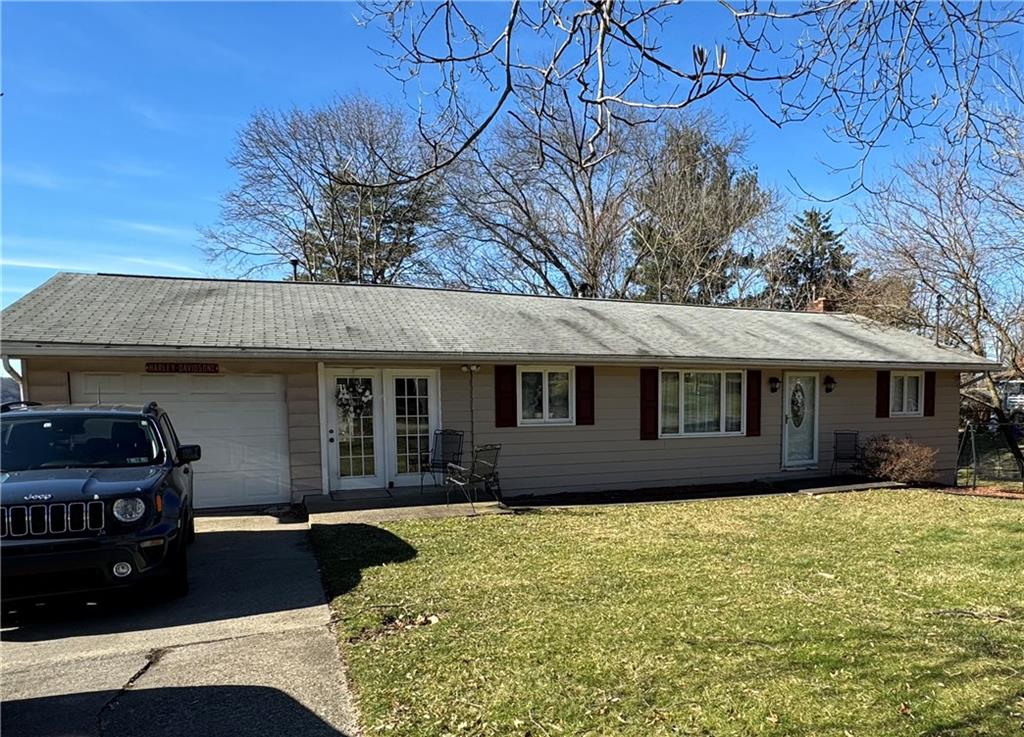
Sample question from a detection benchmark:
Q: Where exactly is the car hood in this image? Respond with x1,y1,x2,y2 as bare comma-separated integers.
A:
0,467,167,504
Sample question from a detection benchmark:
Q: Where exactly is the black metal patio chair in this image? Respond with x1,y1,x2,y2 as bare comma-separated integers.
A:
831,430,862,475
445,444,502,512
420,429,464,493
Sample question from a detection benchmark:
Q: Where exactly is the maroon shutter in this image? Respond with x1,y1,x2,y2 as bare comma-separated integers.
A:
576,366,595,425
923,371,936,417
640,368,658,440
746,370,762,437
875,370,891,418
494,365,517,427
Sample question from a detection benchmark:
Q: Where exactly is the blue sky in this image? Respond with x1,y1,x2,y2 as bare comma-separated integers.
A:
2,1,893,309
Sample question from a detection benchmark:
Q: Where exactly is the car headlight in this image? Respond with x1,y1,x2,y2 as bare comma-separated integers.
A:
113,497,146,523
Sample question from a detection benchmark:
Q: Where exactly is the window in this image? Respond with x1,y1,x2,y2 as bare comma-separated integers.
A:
890,371,924,416
518,366,575,424
659,370,745,436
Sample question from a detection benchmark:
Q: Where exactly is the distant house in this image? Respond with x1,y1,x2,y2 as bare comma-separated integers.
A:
0,273,996,508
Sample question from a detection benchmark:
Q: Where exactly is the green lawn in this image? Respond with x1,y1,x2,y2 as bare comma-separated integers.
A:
311,491,1024,737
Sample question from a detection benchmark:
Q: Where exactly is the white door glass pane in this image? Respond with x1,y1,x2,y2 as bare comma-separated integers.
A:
891,375,905,413
785,374,817,464
661,372,680,434
521,372,544,420
548,372,570,419
393,376,430,475
905,375,921,413
684,372,721,433
336,378,375,477
725,372,743,432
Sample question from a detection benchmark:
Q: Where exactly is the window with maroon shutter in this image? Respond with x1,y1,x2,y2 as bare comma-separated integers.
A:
640,368,658,440
494,365,517,427
875,370,891,418
746,370,762,436
576,366,595,425
924,371,936,416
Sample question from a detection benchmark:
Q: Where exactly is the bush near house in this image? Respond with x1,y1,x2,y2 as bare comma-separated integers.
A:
858,435,938,484
312,491,1023,737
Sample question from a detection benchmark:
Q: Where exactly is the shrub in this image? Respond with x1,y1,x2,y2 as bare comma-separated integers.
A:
857,435,937,484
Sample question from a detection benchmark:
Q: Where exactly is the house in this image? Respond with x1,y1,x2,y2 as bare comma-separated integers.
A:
0,273,998,508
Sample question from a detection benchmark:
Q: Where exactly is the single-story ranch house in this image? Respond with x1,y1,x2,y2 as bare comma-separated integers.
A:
1,273,998,508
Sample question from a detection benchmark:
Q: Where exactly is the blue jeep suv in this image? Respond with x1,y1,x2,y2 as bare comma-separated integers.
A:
0,401,200,604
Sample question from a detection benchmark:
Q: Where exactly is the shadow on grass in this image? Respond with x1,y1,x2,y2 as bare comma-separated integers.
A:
309,523,417,599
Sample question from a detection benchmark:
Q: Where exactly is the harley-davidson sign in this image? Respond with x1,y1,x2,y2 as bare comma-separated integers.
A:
145,362,220,374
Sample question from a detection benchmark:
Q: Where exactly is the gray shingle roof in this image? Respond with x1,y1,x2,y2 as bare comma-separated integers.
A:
0,273,997,369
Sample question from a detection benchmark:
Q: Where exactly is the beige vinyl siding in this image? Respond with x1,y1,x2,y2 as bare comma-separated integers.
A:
21,357,322,501
19,358,961,503
444,365,960,495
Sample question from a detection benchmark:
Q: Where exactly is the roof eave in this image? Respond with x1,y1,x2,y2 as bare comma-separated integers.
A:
1,341,1001,372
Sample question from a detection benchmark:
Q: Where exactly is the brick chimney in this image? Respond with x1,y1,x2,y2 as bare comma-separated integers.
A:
806,297,835,313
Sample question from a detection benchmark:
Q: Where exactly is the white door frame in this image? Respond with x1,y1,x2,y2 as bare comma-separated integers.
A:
782,371,820,470
319,366,441,492
322,368,386,491
382,368,442,488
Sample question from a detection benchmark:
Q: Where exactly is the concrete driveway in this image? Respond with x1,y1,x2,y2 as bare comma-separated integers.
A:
1,516,359,737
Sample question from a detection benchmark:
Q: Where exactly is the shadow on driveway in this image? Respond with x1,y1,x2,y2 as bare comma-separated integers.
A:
4,685,354,737
2,522,418,645
1,524,323,642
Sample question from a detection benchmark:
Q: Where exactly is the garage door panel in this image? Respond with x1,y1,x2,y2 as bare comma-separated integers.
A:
71,372,291,509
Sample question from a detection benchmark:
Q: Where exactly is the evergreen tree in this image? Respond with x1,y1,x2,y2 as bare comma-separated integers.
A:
762,209,854,309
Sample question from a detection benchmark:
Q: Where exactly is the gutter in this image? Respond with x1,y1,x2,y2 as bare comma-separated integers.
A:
0,341,1001,373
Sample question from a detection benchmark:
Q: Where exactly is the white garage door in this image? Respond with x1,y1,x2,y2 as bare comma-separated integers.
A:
71,372,291,509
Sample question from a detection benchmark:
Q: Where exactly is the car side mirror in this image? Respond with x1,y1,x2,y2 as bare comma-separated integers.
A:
178,444,202,464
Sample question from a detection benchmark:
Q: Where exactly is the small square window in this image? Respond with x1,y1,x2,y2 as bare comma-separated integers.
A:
518,367,575,425
890,372,924,416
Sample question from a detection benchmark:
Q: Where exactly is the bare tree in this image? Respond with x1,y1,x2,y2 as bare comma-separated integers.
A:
631,119,774,304
353,1,1023,186
856,147,1024,454
441,88,646,297
203,96,444,283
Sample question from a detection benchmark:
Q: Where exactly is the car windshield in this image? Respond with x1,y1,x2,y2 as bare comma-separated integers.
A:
0,414,165,472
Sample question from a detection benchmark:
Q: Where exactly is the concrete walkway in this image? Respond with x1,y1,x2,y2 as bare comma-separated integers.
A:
1,516,359,737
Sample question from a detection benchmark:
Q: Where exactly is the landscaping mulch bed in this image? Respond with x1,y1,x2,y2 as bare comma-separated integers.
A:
937,485,1024,500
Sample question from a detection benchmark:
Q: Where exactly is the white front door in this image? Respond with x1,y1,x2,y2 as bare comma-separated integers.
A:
323,368,440,491
783,372,819,469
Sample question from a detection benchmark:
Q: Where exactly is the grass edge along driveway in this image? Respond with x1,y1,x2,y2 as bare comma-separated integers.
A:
311,491,1024,737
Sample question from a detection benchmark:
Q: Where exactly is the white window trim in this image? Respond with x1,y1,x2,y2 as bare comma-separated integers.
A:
658,368,746,438
890,371,924,417
516,365,576,426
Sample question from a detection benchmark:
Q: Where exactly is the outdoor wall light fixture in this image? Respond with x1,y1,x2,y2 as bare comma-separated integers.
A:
824,375,837,393
768,377,781,393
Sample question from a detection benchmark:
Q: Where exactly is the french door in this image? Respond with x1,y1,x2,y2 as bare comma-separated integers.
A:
782,372,819,469
324,368,440,491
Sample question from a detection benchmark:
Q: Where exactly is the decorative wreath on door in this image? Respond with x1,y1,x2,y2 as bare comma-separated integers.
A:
336,381,373,420
790,382,806,428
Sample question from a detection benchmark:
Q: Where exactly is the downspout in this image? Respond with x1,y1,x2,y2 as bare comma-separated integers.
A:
2,355,24,400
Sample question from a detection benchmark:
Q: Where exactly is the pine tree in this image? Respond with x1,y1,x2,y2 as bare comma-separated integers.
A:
763,209,854,309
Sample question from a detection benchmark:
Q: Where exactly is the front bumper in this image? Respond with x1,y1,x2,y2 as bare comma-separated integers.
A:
1,523,180,602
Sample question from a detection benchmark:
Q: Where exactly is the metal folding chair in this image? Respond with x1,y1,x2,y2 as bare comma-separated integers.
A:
420,429,464,493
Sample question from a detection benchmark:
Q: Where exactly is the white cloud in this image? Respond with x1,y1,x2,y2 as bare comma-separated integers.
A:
107,219,197,239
